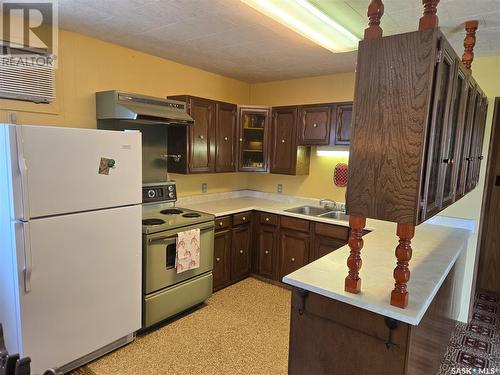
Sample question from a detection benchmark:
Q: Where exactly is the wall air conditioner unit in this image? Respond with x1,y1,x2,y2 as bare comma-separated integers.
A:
0,45,55,104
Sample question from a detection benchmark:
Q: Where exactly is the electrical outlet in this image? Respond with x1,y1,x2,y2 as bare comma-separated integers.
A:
202,183,208,193
277,184,283,194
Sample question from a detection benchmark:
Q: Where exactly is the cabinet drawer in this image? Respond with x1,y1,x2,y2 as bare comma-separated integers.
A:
281,216,310,233
233,211,252,226
259,212,279,226
215,216,232,230
314,222,349,241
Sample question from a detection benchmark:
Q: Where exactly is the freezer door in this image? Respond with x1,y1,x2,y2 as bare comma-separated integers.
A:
11,125,141,219
17,205,141,374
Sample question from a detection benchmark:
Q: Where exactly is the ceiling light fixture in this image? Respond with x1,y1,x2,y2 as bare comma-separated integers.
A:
241,0,360,52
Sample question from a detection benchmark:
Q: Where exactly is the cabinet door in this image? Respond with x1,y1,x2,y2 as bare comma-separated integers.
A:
231,224,251,281
312,236,347,261
213,229,231,291
472,96,488,187
466,90,486,192
441,64,467,207
456,81,477,199
421,43,455,221
188,98,215,173
257,224,278,280
279,229,309,279
333,103,353,145
238,107,270,172
215,103,237,172
270,107,298,174
298,105,331,145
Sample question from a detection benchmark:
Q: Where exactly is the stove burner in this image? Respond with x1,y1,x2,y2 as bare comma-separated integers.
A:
142,218,166,226
160,208,183,215
182,213,201,218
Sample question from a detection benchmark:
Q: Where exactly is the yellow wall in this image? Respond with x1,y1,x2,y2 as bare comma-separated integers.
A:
0,29,251,196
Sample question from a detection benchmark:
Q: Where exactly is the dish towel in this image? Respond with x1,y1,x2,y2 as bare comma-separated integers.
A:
176,228,201,274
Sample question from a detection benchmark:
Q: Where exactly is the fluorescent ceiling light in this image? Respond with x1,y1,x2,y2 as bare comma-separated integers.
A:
241,0,360,52
317,150,349,157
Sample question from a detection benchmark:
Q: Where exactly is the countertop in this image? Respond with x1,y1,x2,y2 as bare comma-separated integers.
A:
178,190,472,325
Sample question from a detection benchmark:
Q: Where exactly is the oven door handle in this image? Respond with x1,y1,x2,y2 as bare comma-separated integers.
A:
148,236,177,244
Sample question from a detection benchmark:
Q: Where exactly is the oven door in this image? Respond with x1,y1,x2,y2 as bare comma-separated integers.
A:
144,221,214,295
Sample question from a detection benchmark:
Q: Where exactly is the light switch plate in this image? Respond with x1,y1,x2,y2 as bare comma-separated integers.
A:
277,184,283,193
202,183,208,193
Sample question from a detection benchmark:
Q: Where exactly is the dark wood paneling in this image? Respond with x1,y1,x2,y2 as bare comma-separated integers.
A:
478,98,500,293
279,229,309,278
233,211,252,226
215,102,237,172
213,229,231,291
231,224,251,280
280,216,310,233
298,104,331,145
288,288,409,375
346,29,438,225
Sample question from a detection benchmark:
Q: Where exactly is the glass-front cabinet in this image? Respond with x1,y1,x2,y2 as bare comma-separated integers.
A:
238,107,270,172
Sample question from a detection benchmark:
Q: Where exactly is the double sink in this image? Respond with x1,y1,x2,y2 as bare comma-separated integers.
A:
284,205,349,221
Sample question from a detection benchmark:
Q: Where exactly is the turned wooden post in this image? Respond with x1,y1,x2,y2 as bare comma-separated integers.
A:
418,0,440,30
364,0,384,40
345,215,366,294
462,20,478,70
390,224,415,308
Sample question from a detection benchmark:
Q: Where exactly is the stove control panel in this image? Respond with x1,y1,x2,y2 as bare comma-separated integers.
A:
142,182,177,204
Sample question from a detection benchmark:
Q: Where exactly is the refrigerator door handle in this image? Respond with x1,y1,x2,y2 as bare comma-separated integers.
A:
17,222,32,293
15,127,30,221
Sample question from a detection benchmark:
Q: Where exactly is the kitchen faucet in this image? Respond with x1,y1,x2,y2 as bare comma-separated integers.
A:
320,199,338,211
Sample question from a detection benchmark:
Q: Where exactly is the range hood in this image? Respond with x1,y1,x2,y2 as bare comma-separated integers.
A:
96,90,194,125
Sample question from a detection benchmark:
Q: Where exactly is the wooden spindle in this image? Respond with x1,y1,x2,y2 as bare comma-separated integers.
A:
345,215,366,294
462,20,478,70
364,0,384,40
390,224,415,309
418,0,440,30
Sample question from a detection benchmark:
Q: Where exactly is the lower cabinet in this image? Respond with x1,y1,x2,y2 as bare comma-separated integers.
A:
213,211,351,291
279,229,310,279
231,224,252,281
213,229,231,291
256,222,279,280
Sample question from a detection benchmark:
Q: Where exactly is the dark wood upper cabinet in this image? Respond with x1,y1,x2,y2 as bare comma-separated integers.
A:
238,107,270,172
298,104,331,145
215,102,237,172
333,103,353,145
347,29,487,225
270,106,310,175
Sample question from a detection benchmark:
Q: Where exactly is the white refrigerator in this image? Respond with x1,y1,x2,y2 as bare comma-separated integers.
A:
0,124,142,374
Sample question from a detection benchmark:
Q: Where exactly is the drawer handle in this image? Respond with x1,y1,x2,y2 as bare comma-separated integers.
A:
216,257,221,262
199,135,204,140
265,217,270,222
240,250,244,254
242,216,246,221
265,250,269,255
224,136,228,141
219,222,224,227
281,139,285,143
239,138,243,142
442,158,454,165
313,123,318,128
291,257,295,262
